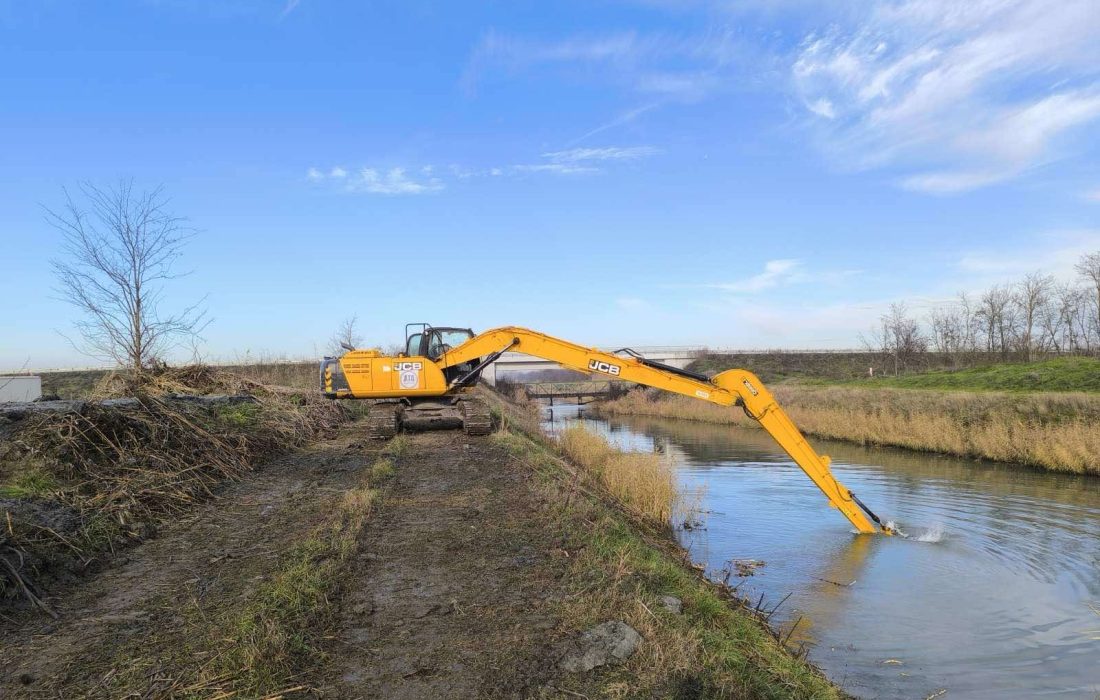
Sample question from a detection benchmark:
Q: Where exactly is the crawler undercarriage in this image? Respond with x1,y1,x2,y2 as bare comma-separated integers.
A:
365,395,492,440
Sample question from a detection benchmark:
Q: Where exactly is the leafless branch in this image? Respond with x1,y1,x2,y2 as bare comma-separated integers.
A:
47,181,208,371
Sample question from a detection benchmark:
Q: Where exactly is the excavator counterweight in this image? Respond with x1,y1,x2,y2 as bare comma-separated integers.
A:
320,324,894,536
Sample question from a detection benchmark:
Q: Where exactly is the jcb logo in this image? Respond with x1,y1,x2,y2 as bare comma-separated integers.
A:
588,359,621,376
394,362,423,371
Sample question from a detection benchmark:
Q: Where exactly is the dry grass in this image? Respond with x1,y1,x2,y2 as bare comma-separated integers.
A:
599,387,1100,475
201,433,404,697
222,360,316,390
94,432,407,699
0,365,349,609
558,425,680,526
483,406,842,699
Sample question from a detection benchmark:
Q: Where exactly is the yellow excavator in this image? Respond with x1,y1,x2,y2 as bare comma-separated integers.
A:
320,324,894,535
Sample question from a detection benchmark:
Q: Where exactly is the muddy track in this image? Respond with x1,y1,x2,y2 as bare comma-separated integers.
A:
322,431,566,699
0,426,579,698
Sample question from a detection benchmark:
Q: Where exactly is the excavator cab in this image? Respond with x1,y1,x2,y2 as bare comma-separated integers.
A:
404,324,480,383
405,324,475,360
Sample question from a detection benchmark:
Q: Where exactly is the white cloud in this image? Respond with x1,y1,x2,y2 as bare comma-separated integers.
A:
511,163,597,175
307,144,656,192
280,0,301,19
307,166,443,195
615,297,648,310
792,0,1100,192
351,168,443,195
709,259,803,293
542,146,660,163
954,229,1100,283
692,258,861,299
462,28,743,100
807,98,836,119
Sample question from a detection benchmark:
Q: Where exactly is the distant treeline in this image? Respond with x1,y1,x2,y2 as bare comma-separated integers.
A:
857,250,1100,377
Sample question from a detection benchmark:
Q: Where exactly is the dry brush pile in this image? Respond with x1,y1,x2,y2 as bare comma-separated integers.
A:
598,387,1100,475
0,366,348,614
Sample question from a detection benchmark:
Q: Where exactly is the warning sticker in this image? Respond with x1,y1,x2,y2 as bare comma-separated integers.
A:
399,369,419,389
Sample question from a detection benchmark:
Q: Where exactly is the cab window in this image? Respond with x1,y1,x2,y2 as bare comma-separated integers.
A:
405,333,423,356
426,329,472,359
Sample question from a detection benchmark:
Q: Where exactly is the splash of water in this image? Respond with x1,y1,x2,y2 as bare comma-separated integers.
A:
884,520,909,538
915,523,947,543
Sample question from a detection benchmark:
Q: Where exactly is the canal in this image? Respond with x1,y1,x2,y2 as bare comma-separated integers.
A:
543,403,1100,699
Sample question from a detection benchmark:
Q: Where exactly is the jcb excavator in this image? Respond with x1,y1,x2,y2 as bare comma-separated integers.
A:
320,324,894,535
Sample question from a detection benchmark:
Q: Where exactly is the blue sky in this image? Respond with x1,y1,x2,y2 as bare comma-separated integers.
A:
2,0,1099,369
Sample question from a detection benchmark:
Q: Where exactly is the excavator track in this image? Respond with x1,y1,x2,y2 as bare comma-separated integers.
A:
366,403,402,440
461,398,492,436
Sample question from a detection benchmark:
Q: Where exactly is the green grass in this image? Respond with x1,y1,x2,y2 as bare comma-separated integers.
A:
0,466,59,498
212,401,263,428
839,357,1100,392
486,408,843,699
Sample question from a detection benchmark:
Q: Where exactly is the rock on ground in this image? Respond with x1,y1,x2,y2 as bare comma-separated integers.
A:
558,621,642,673
660,595,683,614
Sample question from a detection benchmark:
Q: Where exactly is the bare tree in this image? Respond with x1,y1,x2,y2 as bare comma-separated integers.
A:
976,285,1015,357
330,314,363,355
49,182,207,370
1076,251,1100,352
863,303,926,376
1014,272,1053,361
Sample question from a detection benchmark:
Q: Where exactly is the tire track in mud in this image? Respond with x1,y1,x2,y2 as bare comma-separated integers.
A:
1,427,582,699
321,431,569,699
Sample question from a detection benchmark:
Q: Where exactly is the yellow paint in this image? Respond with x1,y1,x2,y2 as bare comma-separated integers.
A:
332,326,892,535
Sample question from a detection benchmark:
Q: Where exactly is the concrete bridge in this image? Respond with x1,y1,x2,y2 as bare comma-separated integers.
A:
482,346,703,385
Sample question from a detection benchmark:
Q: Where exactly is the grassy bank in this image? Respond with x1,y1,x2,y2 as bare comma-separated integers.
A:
830,356,1100,392
0,365,350,611
598,387,1100,475
485,392,844,699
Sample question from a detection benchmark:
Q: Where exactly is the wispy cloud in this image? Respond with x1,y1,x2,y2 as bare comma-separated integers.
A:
462,28,743,101
568,102,662,146
615,297,648,311
307,166,443,195
305,146,657,193
955,229,1100,282
708,259,804,293
511,163,597,175
1084,188,1100,202
543,146,661,163
279,0,301,19
698,258,861,295
791,0,1100,193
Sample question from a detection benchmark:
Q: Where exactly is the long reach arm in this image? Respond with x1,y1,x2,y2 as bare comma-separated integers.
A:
441,327,893,535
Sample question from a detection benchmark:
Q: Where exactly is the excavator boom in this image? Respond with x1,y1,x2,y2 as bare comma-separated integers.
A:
322,325,893,535
439,327,891,535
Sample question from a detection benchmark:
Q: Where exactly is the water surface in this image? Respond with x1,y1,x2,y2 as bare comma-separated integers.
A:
543,403,1100,700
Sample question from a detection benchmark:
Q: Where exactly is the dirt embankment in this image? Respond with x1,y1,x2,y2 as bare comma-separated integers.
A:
0,367,347,615
1,390,842,699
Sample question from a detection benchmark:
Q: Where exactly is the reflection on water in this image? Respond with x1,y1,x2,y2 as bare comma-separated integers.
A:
542,403,1100,700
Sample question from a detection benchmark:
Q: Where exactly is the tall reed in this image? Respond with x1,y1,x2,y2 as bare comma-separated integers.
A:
598,387,1100,475
558,425,680,525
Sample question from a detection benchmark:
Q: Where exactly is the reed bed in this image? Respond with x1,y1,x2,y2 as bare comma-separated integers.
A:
598,387,1100,475
558,424,680,526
